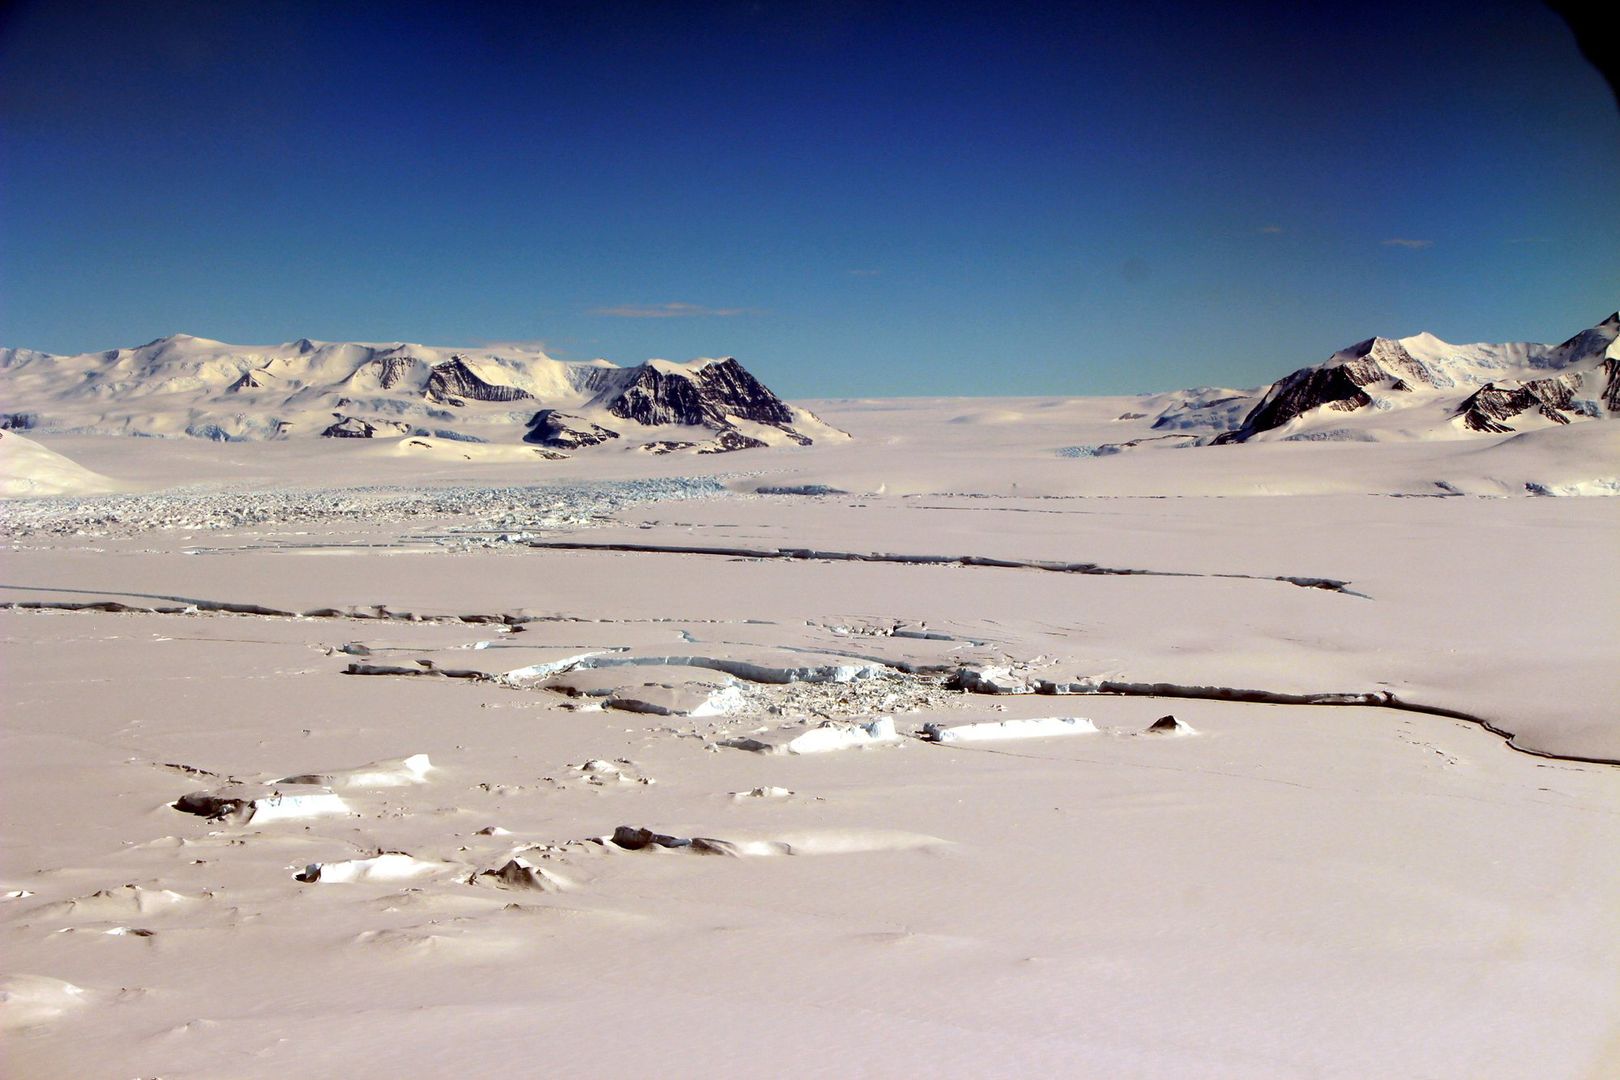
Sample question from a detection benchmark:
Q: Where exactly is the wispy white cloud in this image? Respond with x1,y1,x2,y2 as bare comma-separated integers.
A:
589,302,753,318
477,338,553,351
1381,237,1433,249
847,267,881,276
1257,225,1284,234
1506,236,1552,245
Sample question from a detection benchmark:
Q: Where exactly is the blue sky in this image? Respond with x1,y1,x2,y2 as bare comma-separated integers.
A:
2,1,1616,397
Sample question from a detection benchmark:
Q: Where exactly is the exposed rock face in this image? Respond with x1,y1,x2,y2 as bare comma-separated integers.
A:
696,429,768,454
1456,375,1579,433
425,357,532,405
356,355,421,390
1603,358,1620,412
321,415,375,438
1215,338,1433,444
227,371,262,392
605,358,796,428
524,410,621,449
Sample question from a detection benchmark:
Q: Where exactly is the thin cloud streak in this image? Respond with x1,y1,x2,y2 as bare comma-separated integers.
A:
589,302,754,318
477,338,554,351
1381,238,1434,249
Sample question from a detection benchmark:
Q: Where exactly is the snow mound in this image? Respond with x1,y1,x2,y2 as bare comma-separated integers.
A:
0,975,92,1031
0,430,120,497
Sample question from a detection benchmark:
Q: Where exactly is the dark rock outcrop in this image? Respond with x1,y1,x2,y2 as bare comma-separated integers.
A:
354,355,421,390
424,357,532,405
524,410,621,448
321,415,375,438
1602,358,1620,413
1455,375,1580,433
696,429,769,454
227,371,261,392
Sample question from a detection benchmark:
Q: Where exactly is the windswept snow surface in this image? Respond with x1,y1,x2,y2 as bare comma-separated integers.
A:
2,392,1617,1079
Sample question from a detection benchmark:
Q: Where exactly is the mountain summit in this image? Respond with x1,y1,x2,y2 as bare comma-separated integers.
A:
1207,312,1620,444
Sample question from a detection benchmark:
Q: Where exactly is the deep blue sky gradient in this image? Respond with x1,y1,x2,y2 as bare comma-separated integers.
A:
2,1,1616,396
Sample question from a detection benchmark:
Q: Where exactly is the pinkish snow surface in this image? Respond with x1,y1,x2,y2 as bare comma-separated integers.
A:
3,400,1617,1078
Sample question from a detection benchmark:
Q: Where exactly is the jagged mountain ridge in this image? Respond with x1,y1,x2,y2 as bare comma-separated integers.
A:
1139,312,1620,445
0,335,845,452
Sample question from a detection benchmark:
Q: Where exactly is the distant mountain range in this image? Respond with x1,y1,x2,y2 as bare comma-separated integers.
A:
0,337,845,453
1148,312,1619,446
2,312,1615,452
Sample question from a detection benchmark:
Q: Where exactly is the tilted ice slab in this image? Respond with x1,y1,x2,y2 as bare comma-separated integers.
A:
918,716,1098,743
277,753,433,789
296,853,461,884
606,824,946,857
947,665,1037,695
564,653,891,685
606,682,747,717
724,717,901,754
352,649,894,704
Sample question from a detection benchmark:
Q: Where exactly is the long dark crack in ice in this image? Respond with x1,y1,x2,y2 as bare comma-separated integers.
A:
516,539,1367,595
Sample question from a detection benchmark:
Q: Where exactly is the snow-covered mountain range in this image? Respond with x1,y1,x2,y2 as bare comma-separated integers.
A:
0,337,845,453
2,313,1615,454
1172,312,1619,445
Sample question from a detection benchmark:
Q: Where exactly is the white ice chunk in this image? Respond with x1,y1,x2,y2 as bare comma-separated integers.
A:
296,853,455,884
246,791,353,822
919,716,1098,743
782,716,900,754
277,753,433,789
174,785,351,824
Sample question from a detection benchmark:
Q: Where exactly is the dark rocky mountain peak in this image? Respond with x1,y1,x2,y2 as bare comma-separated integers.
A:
424,356,533,405
1214,337,1435,444
603,357,796,429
